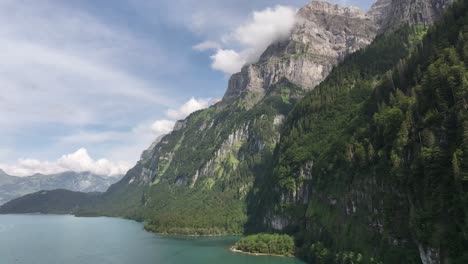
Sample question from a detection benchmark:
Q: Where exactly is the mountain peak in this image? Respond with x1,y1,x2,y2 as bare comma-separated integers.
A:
301,0,367,18
221,0,376,105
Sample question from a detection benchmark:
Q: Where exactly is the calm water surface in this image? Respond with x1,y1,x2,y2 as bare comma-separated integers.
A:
0,215,304,264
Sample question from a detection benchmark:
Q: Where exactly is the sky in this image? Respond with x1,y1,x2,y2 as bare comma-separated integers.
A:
0,0,375,177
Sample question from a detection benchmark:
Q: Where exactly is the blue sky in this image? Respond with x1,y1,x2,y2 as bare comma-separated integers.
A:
0,0,375,176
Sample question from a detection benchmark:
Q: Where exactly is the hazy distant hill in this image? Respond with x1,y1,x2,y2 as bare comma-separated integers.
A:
0,189,99,214
0,170,121,205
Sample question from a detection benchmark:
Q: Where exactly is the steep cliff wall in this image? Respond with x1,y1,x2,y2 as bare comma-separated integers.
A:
264,1,467,263
223,1,377,105
369,0,453,32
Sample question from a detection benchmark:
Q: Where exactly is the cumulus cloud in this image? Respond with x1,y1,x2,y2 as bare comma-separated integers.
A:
166,98,211,119
210,49,246,75
0,148,131,177
49,97,212,167
151,120,176,135
0,96,213,177
61,98,211,148
197,5,297,74
229,5,297,57
0,1,192,175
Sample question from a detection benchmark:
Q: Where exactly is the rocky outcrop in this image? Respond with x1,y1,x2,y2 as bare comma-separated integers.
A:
222,0,377,105
224,0,456,107
418,244,441,264
369,0,453,32
191,124,250,187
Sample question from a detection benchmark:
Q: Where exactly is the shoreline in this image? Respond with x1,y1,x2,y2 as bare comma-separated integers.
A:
155,232,237,238
4,214,296,259
3,213,241,237
144,226,240,237
229,246,292,258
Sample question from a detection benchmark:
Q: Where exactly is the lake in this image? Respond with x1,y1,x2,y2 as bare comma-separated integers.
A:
0,214,305,264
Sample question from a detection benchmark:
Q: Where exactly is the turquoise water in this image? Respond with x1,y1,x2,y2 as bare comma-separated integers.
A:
0,215,304,264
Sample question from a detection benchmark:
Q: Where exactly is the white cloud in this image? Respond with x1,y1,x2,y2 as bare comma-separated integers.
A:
0,1,189,174
230,5,297,56
193,41,222,51
203,5,297,74
50,97,212,168
151,120,176,135
166,98,211,119
210,49,246,74
0,148,131,177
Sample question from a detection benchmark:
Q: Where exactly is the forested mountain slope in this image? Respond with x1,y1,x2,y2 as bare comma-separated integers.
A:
0,189,99,214
260,1,468,263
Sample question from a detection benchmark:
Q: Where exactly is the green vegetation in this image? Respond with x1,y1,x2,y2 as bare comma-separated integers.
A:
234,233,295,256
0,189,99,214
255,1,468,263
73,80,305,236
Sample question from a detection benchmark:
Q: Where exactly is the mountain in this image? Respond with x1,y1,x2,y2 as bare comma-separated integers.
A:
0,189,99,214
0,171,121,205
0,169,19,186
74,0,379,235
260,1,468,263
1,0,465,263
223,1,377,106
90,0,454,235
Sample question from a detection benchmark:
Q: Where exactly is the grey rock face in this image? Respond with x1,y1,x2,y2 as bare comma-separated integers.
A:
418,244,441,264
223,0,455,106
369,0,453,32
222,0,377,105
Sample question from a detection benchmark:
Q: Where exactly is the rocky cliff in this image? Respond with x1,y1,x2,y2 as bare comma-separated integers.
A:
223,1,377,105
222,0,454,107
369,0,453,32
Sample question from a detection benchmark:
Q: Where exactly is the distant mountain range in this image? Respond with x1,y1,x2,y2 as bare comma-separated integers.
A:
0,169,122,205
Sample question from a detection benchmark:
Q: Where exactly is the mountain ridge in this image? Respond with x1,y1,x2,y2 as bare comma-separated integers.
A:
0,170,121,205
222,0,376,106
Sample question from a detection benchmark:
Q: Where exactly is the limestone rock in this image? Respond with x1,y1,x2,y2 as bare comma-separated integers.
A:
369,0,453,32
222,0,377,105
